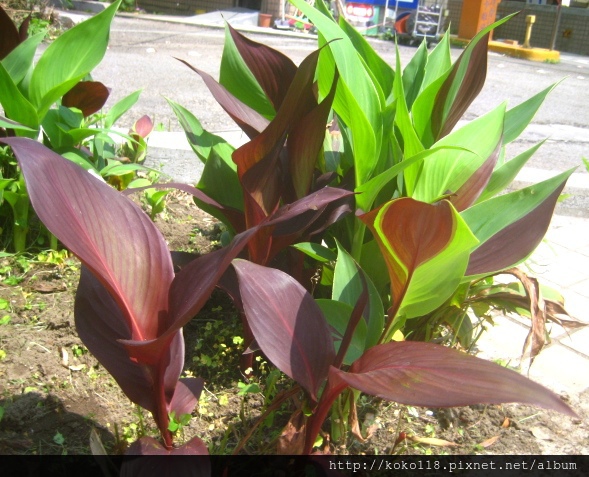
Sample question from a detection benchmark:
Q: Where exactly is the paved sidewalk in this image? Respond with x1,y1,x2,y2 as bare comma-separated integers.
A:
476,214,589,396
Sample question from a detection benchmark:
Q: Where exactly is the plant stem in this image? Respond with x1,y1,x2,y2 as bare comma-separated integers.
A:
12,226,27,253
350,220,366,263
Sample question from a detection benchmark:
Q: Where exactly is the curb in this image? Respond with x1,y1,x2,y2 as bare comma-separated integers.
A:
452,35,561,63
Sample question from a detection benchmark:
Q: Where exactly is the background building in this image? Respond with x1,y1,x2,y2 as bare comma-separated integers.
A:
135,0,589,56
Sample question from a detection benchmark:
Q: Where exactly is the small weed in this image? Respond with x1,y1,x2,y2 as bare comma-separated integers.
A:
237,381,261,396
53,431,65,446
168,411,191,433
71,344,88,358
0,298,10,311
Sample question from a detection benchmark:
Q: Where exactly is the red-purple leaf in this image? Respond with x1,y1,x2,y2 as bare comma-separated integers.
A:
228,23,297,110
432,33,489,140
74,266,159,414
125,436,210,458
233,259,335,400
3,138,174,343
288,72,338,199
233,48,321,179
232,48,324,220
267,189,354,264
18,13,30,43
62,81,110,117
334,341,576,416
0,6,19,60
122,188,352,365
132,114,153,139
449,138,502,212
466,184,566,276
170,378,205,417
239,136,287,218
122,228,258,366
178,58,269,138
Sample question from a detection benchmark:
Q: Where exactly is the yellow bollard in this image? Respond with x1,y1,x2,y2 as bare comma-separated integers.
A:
523,15,536,49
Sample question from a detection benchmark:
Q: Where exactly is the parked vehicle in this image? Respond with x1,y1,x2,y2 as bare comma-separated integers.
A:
341,0,447,44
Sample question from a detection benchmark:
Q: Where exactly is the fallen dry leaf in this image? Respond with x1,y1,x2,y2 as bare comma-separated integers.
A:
408,436,458,447
479,435,500,448
60,347,69,368
276,410,306,454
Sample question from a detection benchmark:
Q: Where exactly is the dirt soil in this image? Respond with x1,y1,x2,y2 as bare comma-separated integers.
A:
0,194,587,456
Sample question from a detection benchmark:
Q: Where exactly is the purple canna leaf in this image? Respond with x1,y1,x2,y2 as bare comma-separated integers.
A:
18,13,30,43
227,23,297,110
74,266,160,414
432,32,489,140
170,378,205,417
125,436,210,458
3,138,174,342
466,183,566,276
122,228,258,366
232,47,330,228
334,341,576,416
1,137,196,447
449,138,502,212
177,58,269,138
233,48,321,180
62,80,110,117
233,259,335,400
0,6,20,60
287,72,339,200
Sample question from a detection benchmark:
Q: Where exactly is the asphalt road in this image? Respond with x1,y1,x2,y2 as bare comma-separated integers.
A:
84,15,588,215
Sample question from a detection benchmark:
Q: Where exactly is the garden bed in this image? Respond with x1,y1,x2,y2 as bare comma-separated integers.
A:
0,193,587,456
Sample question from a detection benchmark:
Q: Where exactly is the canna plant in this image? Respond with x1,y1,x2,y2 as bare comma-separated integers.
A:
2,134,578,458
1,136,352,454
168,24,346,272
163,0,582,450
1,0,581,457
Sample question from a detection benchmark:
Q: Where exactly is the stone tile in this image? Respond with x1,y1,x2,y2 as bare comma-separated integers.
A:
526,344,589,394
532,252,589,288
578,245,589,259
558,289,589,322
529,241,567,269
570,279,589,299
545,217,589,251
474,315,531,366
558,326,589,358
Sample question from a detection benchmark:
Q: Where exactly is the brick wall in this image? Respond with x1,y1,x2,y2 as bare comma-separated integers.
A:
495,2,589,55
448,1,589,55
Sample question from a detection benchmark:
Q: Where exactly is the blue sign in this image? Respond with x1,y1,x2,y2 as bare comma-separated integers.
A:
349,0,420,8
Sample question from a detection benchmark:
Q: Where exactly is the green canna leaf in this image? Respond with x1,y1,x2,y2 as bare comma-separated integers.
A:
463,169,574,277
333,241,384,350
361,198,478,323
29,0,121,117
503,82,561,144
219,24,275,119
